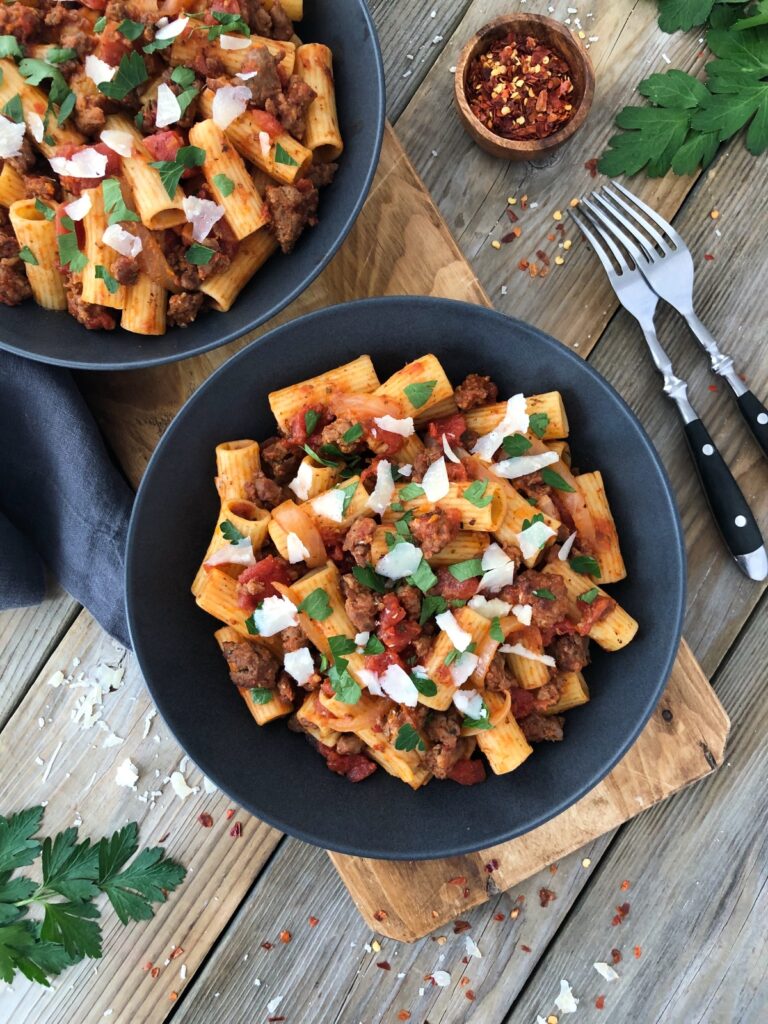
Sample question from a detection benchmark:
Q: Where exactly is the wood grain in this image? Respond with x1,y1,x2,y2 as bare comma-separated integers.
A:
508,596,768,1024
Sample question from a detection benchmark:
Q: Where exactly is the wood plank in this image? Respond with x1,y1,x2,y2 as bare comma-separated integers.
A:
0,587,79,729
369,0,474,121
508,596,768,1024
0,611,281,1024
394,0,710,351
78,125,488,489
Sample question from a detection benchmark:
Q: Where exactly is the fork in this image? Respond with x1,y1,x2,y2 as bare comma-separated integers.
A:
587,181,768,461
570,201,767,582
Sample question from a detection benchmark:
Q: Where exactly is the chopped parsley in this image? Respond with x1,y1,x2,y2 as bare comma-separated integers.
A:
528,412,550,439
444,642,476,666
399,482,425,502
56,215,87,273
406,557,437,595
149,144,205,198
249,687,273,704
463,712,493,731
578,587,600,605
448,558,484,581
490,617,504,643
403,380,437,408
570,554,601,578
94,15,107,32
55,90,76,126
302,443,342,469
304,409,319,435
44,47,78,64
502,433,532,458
351,565,386,594
142,34,175,54
463,480,493,508
2,94,22,124
521,512,545,532
244,612,259,635
362,634,385,655
419,593,448,625
102,178,140,225
328,662,361,704
342,422,363,444
117,18,145,41
219,520,246,543
212,172,235,197
394,723,425,752
17,246,37,266
185,243,215,266
328,634,356,660
540,467,575,492
0,36,23,60
97,51,148,101
207,9,251,41
171,65,196,89
274,142,298,166
532,587,556,601
95,265,119,294
34,199,55,221
338,479,359,517
297,588,332,621
411,673,437,697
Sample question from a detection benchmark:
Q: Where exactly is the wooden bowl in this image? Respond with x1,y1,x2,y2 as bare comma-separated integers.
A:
454,14,595,160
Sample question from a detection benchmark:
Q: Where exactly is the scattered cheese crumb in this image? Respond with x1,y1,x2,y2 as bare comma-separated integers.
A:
42,741,62,783
48,670,65,688
170,770,199,801
142,708,157,739
555,979,579,1013
662,52,671,64
582,857,591,868
267,996,283,1013
594,961,620,981
115,758,139,790
491,240,501,250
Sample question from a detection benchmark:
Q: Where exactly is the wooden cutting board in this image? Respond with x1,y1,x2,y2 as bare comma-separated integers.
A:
83,125,730,944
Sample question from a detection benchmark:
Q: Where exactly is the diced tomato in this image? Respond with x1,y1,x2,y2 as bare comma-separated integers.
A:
317,743,377,783
433,567,478,602
576,594,614,636
56,143,122,196
142,130,185,163
367,424,404,458
360,457,381,491
288,404,331,446
363,650,404,676
447,759,486,785
428,413,467,446
250,108,283,138
508,687,536,720
236,555,292,611
540,617,579,647
96,21,133,65
54,203,85,249
376,594,421,653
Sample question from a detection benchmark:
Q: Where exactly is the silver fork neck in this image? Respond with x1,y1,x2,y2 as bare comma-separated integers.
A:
684,311,748,396
639,318,697,424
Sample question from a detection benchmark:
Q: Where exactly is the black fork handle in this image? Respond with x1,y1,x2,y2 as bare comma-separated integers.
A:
735,390,768,461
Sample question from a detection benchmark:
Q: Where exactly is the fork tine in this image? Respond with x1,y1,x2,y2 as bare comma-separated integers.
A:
599,186,669,253
609,181,684,248
582,196,651,270
591,192,658,260
570,205,629,276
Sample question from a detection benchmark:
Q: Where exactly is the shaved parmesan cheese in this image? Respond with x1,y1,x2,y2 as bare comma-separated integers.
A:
517,519,557,561
442,434,461,463
64,193,92,222
554,979,579,1014
154,15,188,39
468,595,511,618
477,543,515,593
499,643,556,667
85,54,116,86
100,129,133,158
493,450,559,480
252,595,298,636
594,962,619,982
431,971,451,987
512,603,532,626
236,70,259,81
115,758,139,790
465,935,482,958
354,631,370,648
472,394,529,461
156,82,182,128
220,33,252,49
449,651,479,686
453,688,485,718
481,543,509,571
366,459,394,514
375,541,422,580
50,148,108,179
379,664,419,706
435,610,472,652
357,668,383,696
258,130,271,157
288,460,313,501
421,455,449,502
26,111,44,144
283,647,315,686
170,770,198,801
285,531,310,564
102,224,142,258
205,537,255,568
183,195,225,242
212,85,251,129
398,463,412,477
558,530,577,560
373,414,414,437
102,731,123,748
311,487,346,523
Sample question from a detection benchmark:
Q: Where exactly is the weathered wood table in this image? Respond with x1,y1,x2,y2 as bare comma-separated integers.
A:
1,1,766,1021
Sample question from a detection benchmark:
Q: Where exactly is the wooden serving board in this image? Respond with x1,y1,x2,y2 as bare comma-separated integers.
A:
82,125,730,945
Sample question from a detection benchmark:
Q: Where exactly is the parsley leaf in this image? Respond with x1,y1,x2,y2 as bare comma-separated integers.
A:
249,687,273,704
0,807,43,874
207,9,251,40
407,557,437,594
35,199,55,221
448,558,484,581
17,246,37,266
142,34,174,54
2,94,22,124
490,617,504,643
411,673,437,697
57,216,87,273
97,51,148,101
212,172,235,197
97,822,186,926
304,409,319,436
540,467,575,492
185,242,215,265
328,634,356,659
274,142,298,166
570,554,601,578
403,380,437,408
351,565,386,594
171,65,196,89
338,480,359,517
19,58,70,107
532,587,556,601
95,265,119,294
220,520,246,542
578,587,600,604
40,901,101,960
41,829,99,903
503,433,532,458
394,723,425,752
0,36,23,60
463,480,493,508
400,482,425,502
328,662,361,704
94,15,107,31
342,422,363,443
149,144,206,198
521,512,544,532
444,642,476,666
528,412,549,439
117,18,145,40
462,714,493,731
302,443,341,469
298,588,332,621
56,90,75,126
362,634,385,655
419,594,447,625
46,47,79,64
244,612,259,635
657,0,716,33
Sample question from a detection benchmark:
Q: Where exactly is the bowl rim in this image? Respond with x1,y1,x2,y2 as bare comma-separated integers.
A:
454,13,595,156
126,296,687,859
0,0,386,373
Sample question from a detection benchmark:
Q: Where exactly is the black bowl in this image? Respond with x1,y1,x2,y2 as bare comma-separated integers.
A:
0,1,384,371
126,297,686,859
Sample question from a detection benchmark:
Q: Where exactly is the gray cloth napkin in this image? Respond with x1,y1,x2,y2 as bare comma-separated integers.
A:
0,349,133,647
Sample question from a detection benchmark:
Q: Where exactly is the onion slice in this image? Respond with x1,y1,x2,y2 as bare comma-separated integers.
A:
271,501,326,568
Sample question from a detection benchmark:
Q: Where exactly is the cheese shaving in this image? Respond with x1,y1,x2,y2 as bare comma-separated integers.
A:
379,664,419,706
373,414,414,437
64,193,92,222
205,537,255,568
558,530,577,560
493,450,559,480
499,643,556,667
258,130,271,157
517,519,557,561
154,15,189,39
220,33,252,49
442,434,461,463
183,195,225,242
366,459,394,514
512,603,533,625
102,223,143,258
374,541,422,580
170,770,199,801
156,82,182,128
115,758,139,790
285,531,311,564
554,979,579,1013
468,595,512,618
594,962,619,981
50,148,108,179
452,687,485,718
435,610,472,652
421,455,449,502
212,85,251,129
25,111,44,144
84,54,116,86
471,394,529,461
283,647,315,686
288,460,313,501
252,595,298,636
311,487,346,523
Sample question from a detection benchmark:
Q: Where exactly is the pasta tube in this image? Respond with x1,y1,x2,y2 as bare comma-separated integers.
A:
374,354,456,425
269,358,380,432
421,607,493,710
80,186,124,309
192,500,271,597
199,228,278,311
475,692,533,774
0,60,83,158
542,561,639,651
382,481,506,533
0,163,25,207
170,36,295,79
104,114,186,229
295,44,343,161
214,627,292,724
464,391,569,440
575,471,627,583
8,199,66,310
215,440,261,502
121,273,166,335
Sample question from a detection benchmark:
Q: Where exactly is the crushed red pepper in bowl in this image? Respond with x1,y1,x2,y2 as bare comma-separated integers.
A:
467,32,576,141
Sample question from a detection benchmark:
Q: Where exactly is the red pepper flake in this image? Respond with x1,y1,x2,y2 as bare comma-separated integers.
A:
634,945,642,959
225,808,235,819
198,813,213,828
516,894,525,903
507,209,519,223
539,887,557,907
521,195,529,210
453,920,472,934
612,902,631,925
308,916,319,928
537,251,551,266
708,384,718,391
485,858,500,873
169,991,178,1002
611,947,622,964
229,822,242,838
518,259,530,272
261,942,273,951
704,253,715,261
373,909,388,922
547,232,556,242
585,158,599,177
595,995,606,1010
142,961,153,972
268,1018,286,1023
169,947,184,960
397,1013,411,1021
376,961,391,970
448,876,467,886
501,228,523,243
494,912,505,921
157,831,171,843
620,880,630,891
521,944,532,952
466,989,476,1001
150,967,160,979
279,930,292,944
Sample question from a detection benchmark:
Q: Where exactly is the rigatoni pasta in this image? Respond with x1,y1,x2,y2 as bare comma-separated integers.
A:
192,353,638,787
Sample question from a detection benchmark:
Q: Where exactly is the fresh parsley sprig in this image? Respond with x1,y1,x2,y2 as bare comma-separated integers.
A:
0,807,185,987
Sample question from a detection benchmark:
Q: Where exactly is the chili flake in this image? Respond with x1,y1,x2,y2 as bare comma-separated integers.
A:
225,808,235,819
376,960,391,970
454,920,472,933
373,909,388,922
585,158,599,176
261,942,273,951
520,943,532,952
308,916,319,927
279,930,292,944
708,384,718,391
466,989,476,1001
704,253,715,261
611,947,622,964
448,876,467,886
397,1012,411,1021
198,813,213,828
595,995,606,1010
467,31,576,141
229,822,242,838
170,947,184,960
620,880,631,891
494,912,506,921
170,991,178,1001
611,902,631,926
634,945,642,959
485,858,500,872
150,966,160,979
539,887,557,907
